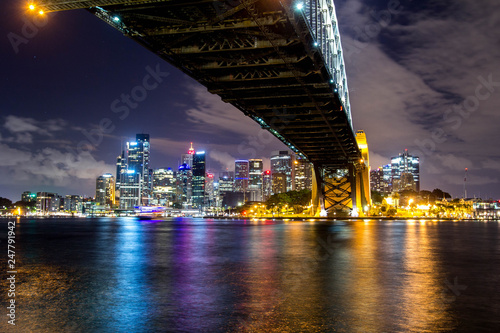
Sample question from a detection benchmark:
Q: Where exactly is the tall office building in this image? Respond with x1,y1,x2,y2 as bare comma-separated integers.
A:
205,172,215,207
272,173,287,195
262,170,272,201
152,168,175,206
248,159,263,201
119,134,152,208
218,171,234,207
370,167,385,193
271,151,293,192
119,170,142,209
234,160,249,193
293,157,312,191
115,151,126,201
383,164,392,192
176,164,192,206
181,142,195,168
391,149,420,192
96,173,115,208
192,151,206,209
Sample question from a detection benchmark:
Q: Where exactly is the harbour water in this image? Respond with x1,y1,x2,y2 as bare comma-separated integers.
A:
1,217,499,332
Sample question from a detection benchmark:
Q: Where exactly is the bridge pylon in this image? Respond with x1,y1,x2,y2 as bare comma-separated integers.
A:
312,130,371,217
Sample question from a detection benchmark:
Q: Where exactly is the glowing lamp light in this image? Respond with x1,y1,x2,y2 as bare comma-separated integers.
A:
314,41,318,47
113,16,120,22
39,10,44,15
29,4,35,10
296,2,304,10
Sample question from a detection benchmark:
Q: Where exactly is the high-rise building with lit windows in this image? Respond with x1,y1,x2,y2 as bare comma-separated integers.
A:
181,142,195,168
391,149,420,192
271,151,293,192
248,159,263,201
262,170,272,200
205,172,215,207
119,134,152,206
115,151,126,202
192,151,206,209
176,164,192,206
235,160,249,193
152,168,175,206
293,157,312,191
96,173,115,208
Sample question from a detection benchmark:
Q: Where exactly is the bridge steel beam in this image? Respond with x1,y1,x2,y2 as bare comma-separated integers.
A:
37,0,368,216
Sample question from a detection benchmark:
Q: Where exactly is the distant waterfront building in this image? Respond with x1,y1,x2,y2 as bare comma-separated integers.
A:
64,195,82,213
235,160,249,193
262,170,272,200
96,173,115,208
21,191,37,203
272,173,287,195
271,151,293,192
248,159,263,201
36,192,60,214
293,157,312,191
391,149,420,192
192,151,206,209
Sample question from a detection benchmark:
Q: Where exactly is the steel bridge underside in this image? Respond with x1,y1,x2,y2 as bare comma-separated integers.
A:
39,0,363,214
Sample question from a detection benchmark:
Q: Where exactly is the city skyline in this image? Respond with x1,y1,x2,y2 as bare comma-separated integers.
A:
1,0,500,201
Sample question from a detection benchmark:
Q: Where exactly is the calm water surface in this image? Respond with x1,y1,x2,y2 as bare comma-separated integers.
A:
1,218,499,332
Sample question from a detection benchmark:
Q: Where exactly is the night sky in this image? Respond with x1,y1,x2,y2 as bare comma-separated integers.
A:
1,0,499,201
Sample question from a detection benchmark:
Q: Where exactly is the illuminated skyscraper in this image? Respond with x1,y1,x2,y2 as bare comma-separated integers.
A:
115,151,126,202
205,172,215,207
119,170,141,209
370,167,385,193
391,149,420,192
176,163,192,206
152,168,175,206
271,151,293,192
181,142,195,168
262,170,272,200
218,171,234,207
272,173,287,194
192,151,206,209
248,159,263,201
121,134,152,206
96,173,115,208
235,160,249,193
293,157,312,191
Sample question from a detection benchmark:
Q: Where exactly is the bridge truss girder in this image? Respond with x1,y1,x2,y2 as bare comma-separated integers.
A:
39,0,364,204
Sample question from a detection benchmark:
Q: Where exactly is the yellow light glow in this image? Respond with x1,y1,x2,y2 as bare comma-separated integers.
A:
39,10,44,15
29,4,35,10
